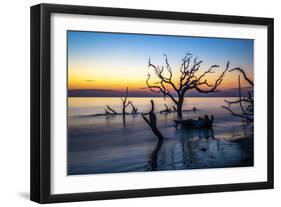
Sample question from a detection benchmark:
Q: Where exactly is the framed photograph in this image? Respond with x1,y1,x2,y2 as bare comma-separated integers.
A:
30,3,274,203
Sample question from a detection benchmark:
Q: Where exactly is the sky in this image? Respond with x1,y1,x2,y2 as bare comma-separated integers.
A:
67,31,254,97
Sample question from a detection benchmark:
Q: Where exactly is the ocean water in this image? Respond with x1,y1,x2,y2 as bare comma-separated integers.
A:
67,97,253,175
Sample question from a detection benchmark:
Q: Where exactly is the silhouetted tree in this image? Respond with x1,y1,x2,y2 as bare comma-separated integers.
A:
145,53,230,119
104,87,138,116
222,68,253,123
121,87,130,116
160,104,175,113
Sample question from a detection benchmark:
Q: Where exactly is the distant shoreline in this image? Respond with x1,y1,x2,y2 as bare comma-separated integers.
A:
68,87,253,98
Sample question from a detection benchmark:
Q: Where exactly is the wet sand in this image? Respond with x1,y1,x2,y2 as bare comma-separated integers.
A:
67,97,254,175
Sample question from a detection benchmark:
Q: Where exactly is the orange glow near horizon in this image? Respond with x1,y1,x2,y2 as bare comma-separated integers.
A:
67,31,254,93
68,64,253,91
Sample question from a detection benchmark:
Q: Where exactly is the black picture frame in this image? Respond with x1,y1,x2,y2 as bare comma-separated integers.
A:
30,3,274,204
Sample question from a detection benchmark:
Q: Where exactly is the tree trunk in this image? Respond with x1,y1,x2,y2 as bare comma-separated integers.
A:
177,97,184,120
142,100,164,140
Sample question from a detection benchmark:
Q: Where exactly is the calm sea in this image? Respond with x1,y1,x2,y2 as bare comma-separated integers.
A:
67,97,253,175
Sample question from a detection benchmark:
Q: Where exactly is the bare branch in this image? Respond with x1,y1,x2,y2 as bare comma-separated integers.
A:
196,65,219,82
222,69,254,123
145,53,233,119
237,75,249,118
224,99,252,105
222,106,253,122
180,56,204,88
128,101,138,114
145,74,178,104
195,61,230,93
229,67,253,86
148,56,179,93
121,87,130,114
160,104,173,113
106,105,117,114
163,54,173,80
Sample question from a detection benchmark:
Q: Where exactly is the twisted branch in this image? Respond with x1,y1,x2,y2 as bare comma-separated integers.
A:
145,52,230,118
222,68,254,123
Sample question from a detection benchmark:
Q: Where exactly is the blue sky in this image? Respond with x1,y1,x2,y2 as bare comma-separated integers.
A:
67,30,253,93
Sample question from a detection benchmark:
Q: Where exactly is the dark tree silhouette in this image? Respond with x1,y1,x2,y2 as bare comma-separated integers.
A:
160,104,175,113
145,53,230,119
222,68,254,123
103,87,138,116
105,105,117,115
121,87,130,116
142,100,164,140
128,101,138,114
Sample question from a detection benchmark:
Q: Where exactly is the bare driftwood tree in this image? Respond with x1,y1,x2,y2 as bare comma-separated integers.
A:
160,104,175,113
121,87,130,116
142,100,164,140
222,68,254,123
145,53,230,119
103,87,138,116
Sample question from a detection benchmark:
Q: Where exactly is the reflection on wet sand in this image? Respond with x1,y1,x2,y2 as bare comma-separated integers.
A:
154,127,253,171
148,139,163,171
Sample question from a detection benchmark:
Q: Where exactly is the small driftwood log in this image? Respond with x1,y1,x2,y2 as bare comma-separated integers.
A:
142,100,164,140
